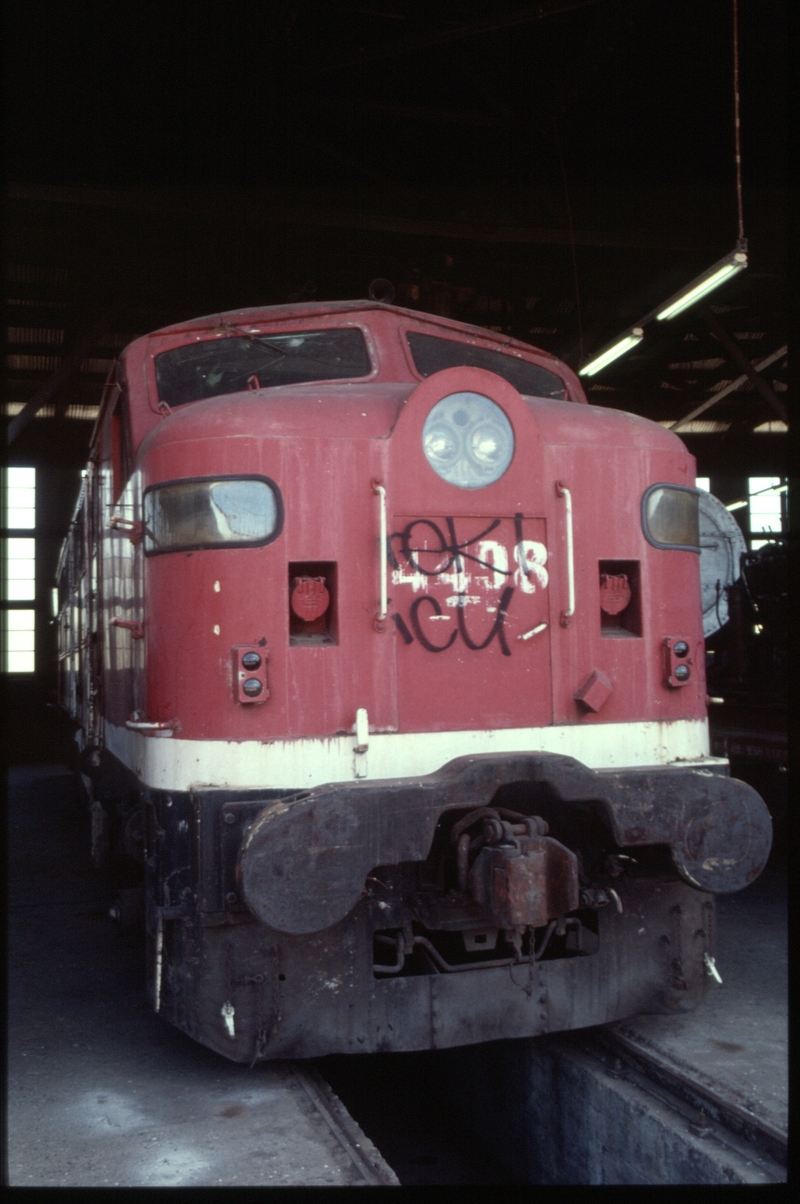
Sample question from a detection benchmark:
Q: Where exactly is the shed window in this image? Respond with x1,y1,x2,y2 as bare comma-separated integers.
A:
2,467,37,672
748,478,786,550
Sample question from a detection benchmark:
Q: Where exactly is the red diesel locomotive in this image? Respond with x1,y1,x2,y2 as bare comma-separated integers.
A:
57,299,771,1063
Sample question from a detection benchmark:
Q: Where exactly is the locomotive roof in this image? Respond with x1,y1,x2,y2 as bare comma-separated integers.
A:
149,299,563,365
107,300,596,456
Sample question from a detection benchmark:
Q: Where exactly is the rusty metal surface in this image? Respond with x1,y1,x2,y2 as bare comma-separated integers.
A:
128,765,725,1064
467,834,579,931
166,878,713,1063
599,766,772,894
238,753,771,936
607,859,788,1146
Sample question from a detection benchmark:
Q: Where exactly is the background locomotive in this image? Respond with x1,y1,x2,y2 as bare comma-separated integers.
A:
57,299,771,1063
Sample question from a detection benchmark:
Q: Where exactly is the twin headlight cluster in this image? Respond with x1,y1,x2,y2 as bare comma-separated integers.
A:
422,391,515,489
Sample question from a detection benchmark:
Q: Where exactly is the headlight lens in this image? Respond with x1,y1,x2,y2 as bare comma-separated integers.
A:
424,426,461,466
641,485,700,551
144,476,282,554
422,392,514,488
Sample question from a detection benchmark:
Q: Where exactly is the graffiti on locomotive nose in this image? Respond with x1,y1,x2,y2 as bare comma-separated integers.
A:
390,513,548,655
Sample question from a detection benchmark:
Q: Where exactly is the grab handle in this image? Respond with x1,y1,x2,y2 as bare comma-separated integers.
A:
372,480,388,627
556,481,575,627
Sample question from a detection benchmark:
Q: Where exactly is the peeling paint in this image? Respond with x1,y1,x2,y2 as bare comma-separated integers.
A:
106,717,714,793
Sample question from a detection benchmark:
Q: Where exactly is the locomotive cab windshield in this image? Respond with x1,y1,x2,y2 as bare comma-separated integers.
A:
155,326,372,406
407,330,568,399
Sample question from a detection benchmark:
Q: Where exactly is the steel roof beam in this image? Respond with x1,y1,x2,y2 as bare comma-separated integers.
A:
7,184,701,251
669,344,788,432
6,317,111,446
701,306,787,422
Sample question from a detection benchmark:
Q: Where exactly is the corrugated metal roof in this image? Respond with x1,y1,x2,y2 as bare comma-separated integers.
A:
6,354,61,372
7,264,68,286
753,421,788,433
6,327,65,345
658,419,730,433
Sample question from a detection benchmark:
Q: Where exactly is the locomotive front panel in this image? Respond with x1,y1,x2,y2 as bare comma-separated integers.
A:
140,427,397,748
542,438,707,734
387,367,554,735
59,301,772,1064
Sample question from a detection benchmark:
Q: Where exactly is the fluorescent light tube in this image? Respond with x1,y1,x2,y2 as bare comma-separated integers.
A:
656,251,747,321
579,328,643,377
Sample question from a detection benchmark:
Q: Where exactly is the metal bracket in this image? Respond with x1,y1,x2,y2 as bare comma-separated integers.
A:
125,715,181,735
109,515,143,544
111,617,144,639
353,707,369,778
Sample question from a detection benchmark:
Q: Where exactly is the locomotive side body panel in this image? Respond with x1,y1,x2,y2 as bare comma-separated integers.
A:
56,300,772,1064
101,468,145,731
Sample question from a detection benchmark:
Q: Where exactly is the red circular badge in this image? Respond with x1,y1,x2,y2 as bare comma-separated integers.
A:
599,573,632,615
291,577,330,622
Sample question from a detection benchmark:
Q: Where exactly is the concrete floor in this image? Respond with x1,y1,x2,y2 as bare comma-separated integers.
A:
5,766,386,1187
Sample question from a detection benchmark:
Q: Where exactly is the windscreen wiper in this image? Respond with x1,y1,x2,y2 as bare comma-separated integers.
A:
217,324,287,360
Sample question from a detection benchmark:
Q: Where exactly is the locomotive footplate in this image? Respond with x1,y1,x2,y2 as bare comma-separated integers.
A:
145,752,770,1063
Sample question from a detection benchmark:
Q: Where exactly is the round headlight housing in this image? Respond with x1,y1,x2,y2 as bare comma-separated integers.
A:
422,392,514,488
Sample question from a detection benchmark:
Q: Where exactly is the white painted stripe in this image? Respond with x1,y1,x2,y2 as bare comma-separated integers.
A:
104,717,719,793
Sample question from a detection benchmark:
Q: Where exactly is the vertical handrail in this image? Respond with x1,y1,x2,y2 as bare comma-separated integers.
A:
154,911,164,1012
372,481,388,624
556,481,575,626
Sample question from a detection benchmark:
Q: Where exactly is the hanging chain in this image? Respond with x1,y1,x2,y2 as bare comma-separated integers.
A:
733,0,745,241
